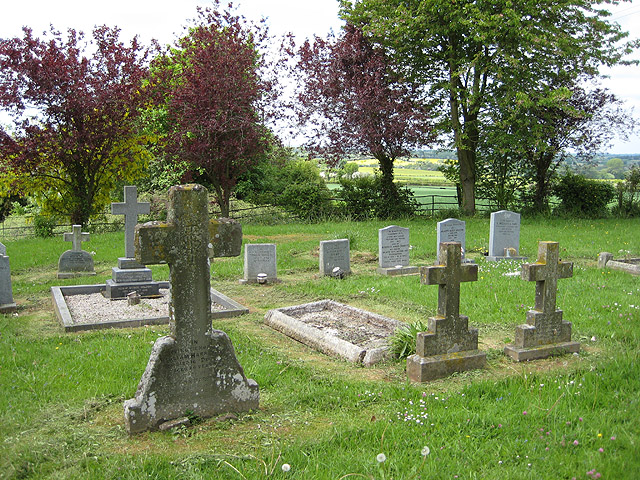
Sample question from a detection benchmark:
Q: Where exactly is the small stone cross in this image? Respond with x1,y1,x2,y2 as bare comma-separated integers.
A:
522,241,572,316
504,241,579,361
124,184,257,434
416,242,479,357
111,186,150,258
422,242,478,323
407,242,485,382
63,225,90,252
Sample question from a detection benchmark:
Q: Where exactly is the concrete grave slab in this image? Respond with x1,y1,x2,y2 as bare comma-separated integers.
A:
264,300,404,366
51,283,248,332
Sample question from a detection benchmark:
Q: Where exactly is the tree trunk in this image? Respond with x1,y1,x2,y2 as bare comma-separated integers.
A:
457,147,476,215
377,154,396,207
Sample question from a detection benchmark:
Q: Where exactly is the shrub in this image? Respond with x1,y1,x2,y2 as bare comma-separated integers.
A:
337,173,418,220
32,214,57,238
612,166,640,217
389,319,430,358
553,172,614,218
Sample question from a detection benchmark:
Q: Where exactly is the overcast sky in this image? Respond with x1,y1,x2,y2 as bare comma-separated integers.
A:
2,0,639,153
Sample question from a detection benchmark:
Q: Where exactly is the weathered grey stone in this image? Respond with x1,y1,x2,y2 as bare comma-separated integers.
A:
111,185,150,259
378,225,417,275
241,243,278,283
124,184,258,434
111,267,153,283
407,242,486,382
0,242,16,313
264,300,403,366
504,241,579,361
319,239,350,276
487,210,527,262
437,218,469,263
57,225,95,278
597,252,613,268
105,279,161,299
209,218,242,258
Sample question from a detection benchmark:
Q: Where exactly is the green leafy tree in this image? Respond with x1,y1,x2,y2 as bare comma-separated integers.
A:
0,26,152,225
341,0,638,214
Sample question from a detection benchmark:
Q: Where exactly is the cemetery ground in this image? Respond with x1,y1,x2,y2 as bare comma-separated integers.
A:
1,217,639,479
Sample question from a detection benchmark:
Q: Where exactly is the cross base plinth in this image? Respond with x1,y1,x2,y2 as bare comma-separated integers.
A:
407,350,486,382
376,265,419,276
504,341,580,362
124,332,260,434
104,279,161,299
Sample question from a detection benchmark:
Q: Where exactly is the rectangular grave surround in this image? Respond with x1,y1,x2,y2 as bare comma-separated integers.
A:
51,283,248,332
264,300,405,366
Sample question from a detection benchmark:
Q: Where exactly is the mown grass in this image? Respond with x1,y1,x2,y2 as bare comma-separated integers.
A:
1,217,639,479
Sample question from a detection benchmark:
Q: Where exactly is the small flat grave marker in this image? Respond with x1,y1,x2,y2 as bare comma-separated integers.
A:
319,239,350,277
487,210,527,262
241,243,278,284
124,184,258,434
0,242,16,313
407,242,486,382
377,225,418,275
57,225,95,278
504,241,579,361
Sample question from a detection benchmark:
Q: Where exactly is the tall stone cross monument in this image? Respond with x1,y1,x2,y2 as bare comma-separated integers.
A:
112,185,150,259
124,184,258,434
505,241,579,361
407,242,486,382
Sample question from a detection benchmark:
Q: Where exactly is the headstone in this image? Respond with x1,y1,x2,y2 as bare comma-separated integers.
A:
124,184,258,434
241,244,278,284
437,218,472,263
407,242,486,382
106,186,160,298
487,210,527,262
504,241,579,361
319,239,350,276
57,225,96,278
0,242,17,313
377,225,418,275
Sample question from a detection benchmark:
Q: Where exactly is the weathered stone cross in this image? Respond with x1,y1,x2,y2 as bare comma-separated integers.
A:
63,225,90,252
505,241,579,361
522,241,572,317
407,242,486,382
123,184,258,434
111,185,150,259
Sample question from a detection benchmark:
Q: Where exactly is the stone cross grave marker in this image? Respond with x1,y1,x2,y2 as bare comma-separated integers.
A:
504,241,579,361
377,225,418,275
57,225,95,278
0,241,17,313
107,186,158,298
241,243,278,284
487,210,527,261
319,239,350,277
407,242,486,382
111,185,150,259
437,218,470,264
123,184,258,434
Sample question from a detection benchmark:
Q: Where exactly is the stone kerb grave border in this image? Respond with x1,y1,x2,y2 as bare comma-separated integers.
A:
51,283,248,332
264,300,405,366
598,252,640,275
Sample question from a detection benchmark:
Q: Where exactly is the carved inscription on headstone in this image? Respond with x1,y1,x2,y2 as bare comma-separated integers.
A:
58,225,95,278
319,239,350,276
488,210,526,261
242,244,277,283
437,218,467,263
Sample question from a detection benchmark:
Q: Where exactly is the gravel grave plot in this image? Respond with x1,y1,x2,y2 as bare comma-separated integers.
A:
295,310,394,349
65,289,224,325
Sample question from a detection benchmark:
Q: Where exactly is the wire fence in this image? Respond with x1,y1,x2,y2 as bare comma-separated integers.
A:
0,193,498,240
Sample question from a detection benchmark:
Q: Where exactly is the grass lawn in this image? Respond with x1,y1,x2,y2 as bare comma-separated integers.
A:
1,217,639,479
